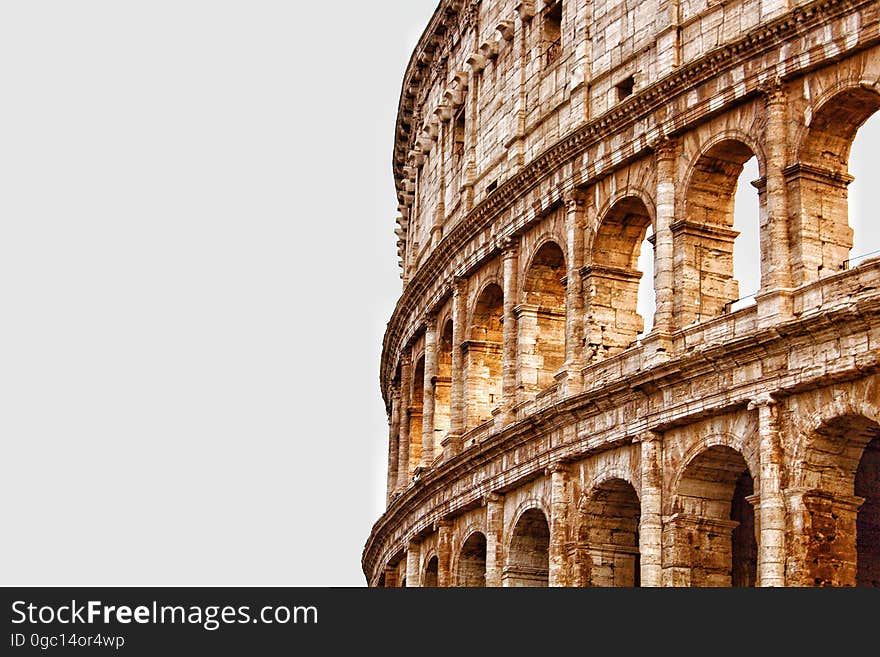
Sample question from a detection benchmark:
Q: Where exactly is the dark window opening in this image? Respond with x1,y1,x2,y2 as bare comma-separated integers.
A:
542,1,562,67
616,75,635,101
452,107,465,166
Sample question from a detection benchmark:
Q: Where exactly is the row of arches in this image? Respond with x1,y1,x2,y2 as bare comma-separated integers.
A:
391,85,880,481
382,411,880,587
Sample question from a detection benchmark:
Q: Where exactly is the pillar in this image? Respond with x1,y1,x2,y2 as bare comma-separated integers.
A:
396,353,412,489
437,519,454,587
749,393,786,586
444,278,468,459
548,462,570,587
784,488,864,587
421,314,437,466
515,303,541,397
638,430,663,587
406,540,421,587
386,385,401,502
652,138,677,335
654,1,680,77
757,79,793,325
485,492,505,587
563,190,587,395
501,237,520,424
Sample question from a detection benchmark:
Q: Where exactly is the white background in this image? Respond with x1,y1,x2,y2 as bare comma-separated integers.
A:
1,1,877,586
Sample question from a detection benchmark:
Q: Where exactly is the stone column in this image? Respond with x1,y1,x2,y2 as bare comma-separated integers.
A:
484,492,505,587
548,462,570,587
515,303,541,398
461,72,476,211
562,190,587,395
436,519,454,588
757,79,793,325
406,539,421,587
421,314,438,466
652,138,677,334
749,393,786,586
638,430,664,587
505,4,530,170
396,353,412,489
568,0,592,124
444,278,468,459
501,238,520,424
386,385,401,502
654,1,680,77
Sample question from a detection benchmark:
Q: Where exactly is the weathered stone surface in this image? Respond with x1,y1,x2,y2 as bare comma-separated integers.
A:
367,0,880,587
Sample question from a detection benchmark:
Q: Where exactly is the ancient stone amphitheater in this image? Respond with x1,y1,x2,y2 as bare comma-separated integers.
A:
364,0,880,587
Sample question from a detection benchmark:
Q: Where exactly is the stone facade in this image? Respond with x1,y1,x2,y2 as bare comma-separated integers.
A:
365,0,880,587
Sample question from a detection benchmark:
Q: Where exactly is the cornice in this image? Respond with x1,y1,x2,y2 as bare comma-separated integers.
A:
383,0,878,404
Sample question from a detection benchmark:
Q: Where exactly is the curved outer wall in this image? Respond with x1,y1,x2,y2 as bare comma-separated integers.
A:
366,0,880,587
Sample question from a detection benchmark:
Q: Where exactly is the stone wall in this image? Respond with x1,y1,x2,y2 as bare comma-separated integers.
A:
368,0,880,586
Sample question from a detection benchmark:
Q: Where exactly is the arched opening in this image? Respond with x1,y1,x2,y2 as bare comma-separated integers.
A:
409,355,424,471
731,155,760,311
464,284,503,429
846,109,880,266
730,469,757,587
795,414,880,586
504,508,550,587
433,320,454,454
577,479,641,587
666,445,757,587
636,225,654,338
856,438,880,587
519,242,566,395
679,140,758,326
792,87,880,283
457,532,487,587
423,555,439,587
587,197,653,357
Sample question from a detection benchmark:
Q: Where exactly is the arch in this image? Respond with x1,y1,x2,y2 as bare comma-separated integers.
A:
465,283,504,428
456,531,487,587
678,137,760,326
798,85,880,167
433,318,454,454
670,433,761,500
580,460,641,503
791,84,880,282
468,280,504,331
790,413,880,586
587,196,654,356
576,478,641,587
521,229,569,280
666,444,757,587
518,240,567,393
594,185,657,233
504,507,550,587
423,554,439,587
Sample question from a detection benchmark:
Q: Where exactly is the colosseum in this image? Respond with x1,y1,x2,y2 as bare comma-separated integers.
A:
364,0,880,587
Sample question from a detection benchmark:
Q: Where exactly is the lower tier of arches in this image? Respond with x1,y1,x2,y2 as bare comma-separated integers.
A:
369,370,880,587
